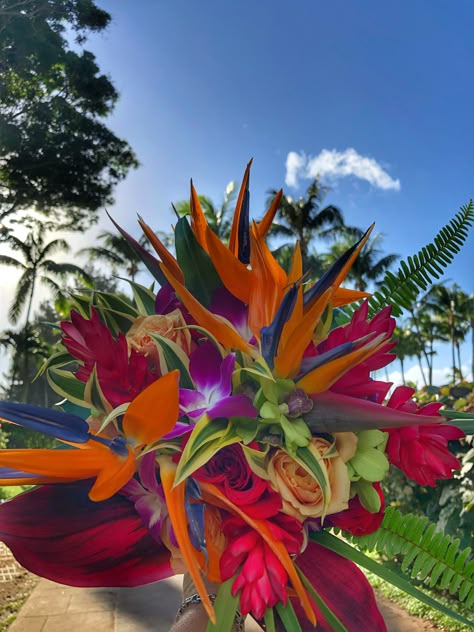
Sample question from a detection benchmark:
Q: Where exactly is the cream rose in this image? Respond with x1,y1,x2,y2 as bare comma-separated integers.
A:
126,310,192,363
267,432,358,521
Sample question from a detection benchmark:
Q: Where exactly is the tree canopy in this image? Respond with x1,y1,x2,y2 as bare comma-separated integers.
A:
0,0,138,230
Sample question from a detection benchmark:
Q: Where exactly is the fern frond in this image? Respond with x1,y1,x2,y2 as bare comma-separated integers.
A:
346,507,474,607
348,201,474,317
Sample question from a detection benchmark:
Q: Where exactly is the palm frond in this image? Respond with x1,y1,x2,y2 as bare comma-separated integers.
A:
41,260,93,285
347,202,474,317
0,233,33,261
77,246,124,265
0,254,26,270
345,507,474,608
9,269,33,323
40,238,70,258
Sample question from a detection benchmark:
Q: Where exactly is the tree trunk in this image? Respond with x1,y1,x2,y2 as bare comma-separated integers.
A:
416,354,427,387
456,341,464,381
22,279,36,403
400,358,406,385
409,310,431,385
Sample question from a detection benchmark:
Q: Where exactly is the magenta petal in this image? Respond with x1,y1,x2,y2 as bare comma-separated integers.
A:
138,451,161,493
179,389,206,412
161,422,194,440
293,541,386,631
0,482,172,587
207,395,257,420
189,341,223,394
211,353,236,401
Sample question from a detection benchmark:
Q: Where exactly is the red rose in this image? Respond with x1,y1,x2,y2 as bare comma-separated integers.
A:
329,483,385,536
195,444,281,519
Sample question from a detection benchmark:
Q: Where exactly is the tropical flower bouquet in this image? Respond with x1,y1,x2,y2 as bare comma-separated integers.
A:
0,164,473,631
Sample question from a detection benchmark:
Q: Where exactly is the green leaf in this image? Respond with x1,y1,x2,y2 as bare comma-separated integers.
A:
175,416,237,484
205,577,240,632
312,532,474,628
263,608,276,632
295,565,348,632
47,368,88,409
275,600,303,632
148,332,194,389
344,202,474,317
293,445,329,509
84,365,112,414
122,279,157,315
34,349,72,380
175,216,222,307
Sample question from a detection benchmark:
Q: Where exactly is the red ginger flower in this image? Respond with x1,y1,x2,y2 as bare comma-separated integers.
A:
220,514,303,619
61,308,158,409
385,386,464,486
315,301,396,403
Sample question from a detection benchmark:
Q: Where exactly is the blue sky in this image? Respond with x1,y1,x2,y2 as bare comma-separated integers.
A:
88,1,473,284
1,0,473,384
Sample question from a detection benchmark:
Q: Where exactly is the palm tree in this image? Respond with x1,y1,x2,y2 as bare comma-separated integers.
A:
77,230,151,282
0,228,91,327
393,325,427,386
266,178,345,269
324,231,399,292
424,284,472,382
174,181,237,241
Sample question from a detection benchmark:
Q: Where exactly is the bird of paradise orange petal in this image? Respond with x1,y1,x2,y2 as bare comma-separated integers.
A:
0,371,180,502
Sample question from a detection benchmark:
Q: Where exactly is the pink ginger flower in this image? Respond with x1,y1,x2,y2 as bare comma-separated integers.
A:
385,385,464,486
61,308,158,408
314,301,396,403
220,514,303,619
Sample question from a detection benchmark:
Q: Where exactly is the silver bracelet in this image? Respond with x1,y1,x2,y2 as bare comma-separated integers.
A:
175,593,245,631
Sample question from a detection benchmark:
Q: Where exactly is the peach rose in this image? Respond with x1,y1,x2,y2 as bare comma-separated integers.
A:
126,310,192,363
267,432,358,521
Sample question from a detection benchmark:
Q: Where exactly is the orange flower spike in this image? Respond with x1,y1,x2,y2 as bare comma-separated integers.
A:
274,288,333,379
248,228,287,339
189,181,210,252
332,287,371,307
200,481,316,626
122,370,180,447
159,263,256,356
89,445,136,501
138,217,184,284
332,223,375,290
0,443,134,502
203,223,252,304
253,189,283,240
296,332,387,394
277,243,305,355
229,159,253,256
159,457,216,624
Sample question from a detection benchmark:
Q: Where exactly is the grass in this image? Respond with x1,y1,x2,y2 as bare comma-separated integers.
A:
362,557,473,632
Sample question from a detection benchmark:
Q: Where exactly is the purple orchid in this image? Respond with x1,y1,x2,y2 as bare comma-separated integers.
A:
179,340,257,420
120,452,165,544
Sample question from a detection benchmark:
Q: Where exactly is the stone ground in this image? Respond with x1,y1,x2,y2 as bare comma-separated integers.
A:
7,576,441,632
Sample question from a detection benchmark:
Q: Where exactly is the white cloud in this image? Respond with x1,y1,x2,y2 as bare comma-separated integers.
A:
384,363,472,389
285,148,401,191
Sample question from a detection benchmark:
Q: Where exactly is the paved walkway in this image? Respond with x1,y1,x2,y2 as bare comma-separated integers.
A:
9,576,436,631
8,576,262,632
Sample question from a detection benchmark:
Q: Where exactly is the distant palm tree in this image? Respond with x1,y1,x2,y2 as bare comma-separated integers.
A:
266,178,345,269
0,229,92,327
78,230,151,282
393,325,426,386
174,181,237,241
0,325,51,403
324,231,399,292
424,284,472,382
